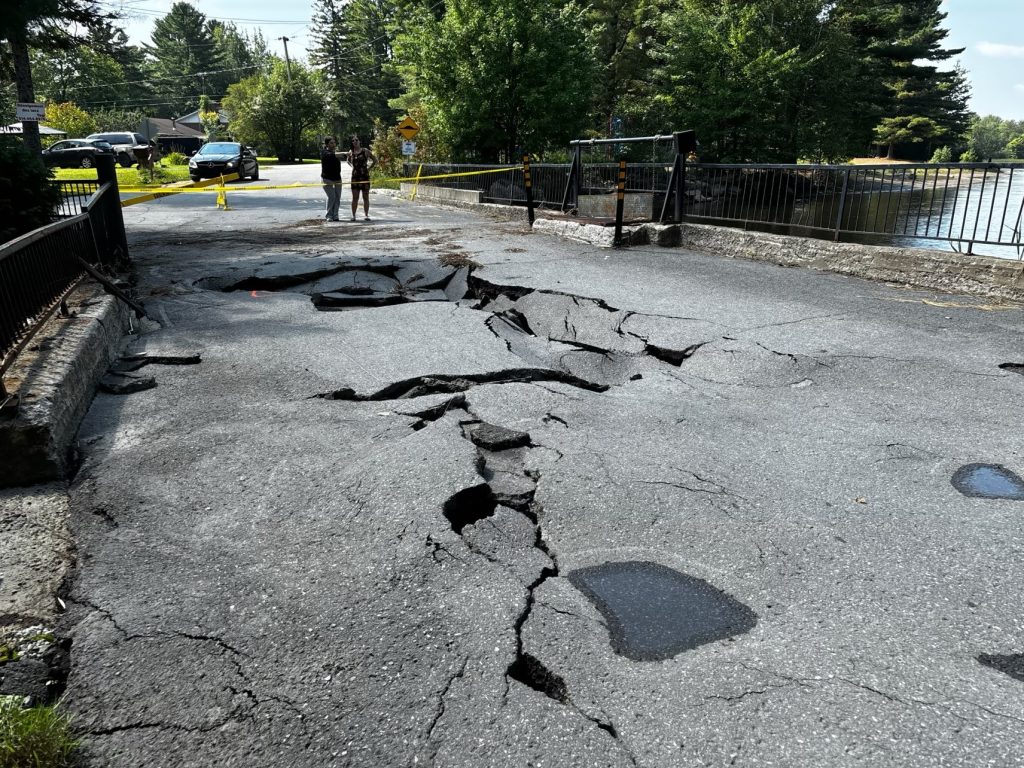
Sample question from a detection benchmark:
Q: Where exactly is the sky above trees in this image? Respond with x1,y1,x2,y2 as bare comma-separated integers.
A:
106,0,1024,120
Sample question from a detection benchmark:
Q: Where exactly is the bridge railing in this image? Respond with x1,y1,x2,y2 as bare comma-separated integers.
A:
406,160,1024,258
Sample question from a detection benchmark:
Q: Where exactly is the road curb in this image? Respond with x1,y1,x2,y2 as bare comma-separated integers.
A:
0,286,131,488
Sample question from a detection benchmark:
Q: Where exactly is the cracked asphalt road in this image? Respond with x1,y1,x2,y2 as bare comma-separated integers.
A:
64,162,1024,766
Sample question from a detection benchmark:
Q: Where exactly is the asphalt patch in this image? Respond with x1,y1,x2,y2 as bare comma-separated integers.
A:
978,653,1024,682
569,561,758,661
951,463,1024,500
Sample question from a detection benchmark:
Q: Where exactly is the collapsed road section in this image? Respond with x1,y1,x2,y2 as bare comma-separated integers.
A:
60,199,1024,768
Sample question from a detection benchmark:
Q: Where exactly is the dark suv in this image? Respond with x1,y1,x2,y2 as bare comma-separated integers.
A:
85,132,149,167
188,142,259,181
41,139,114,168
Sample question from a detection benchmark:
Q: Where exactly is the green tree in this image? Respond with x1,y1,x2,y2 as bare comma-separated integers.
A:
197,93,222,139
31,45,124,105
309,0,401,141
43,100,97,138
208,20,271,93
393,0,595,161
650,0,873,162
223,60,334,162
2,0,110,153
92,106,146,132
837,0,969,158
143,2,224,116
1007,134,1024,160
967,115,1014,162
586,0,669,138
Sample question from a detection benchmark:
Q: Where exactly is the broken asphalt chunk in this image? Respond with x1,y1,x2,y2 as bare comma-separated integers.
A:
465,423,531,451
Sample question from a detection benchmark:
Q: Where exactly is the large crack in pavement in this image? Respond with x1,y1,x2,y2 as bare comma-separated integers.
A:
417,399,637,763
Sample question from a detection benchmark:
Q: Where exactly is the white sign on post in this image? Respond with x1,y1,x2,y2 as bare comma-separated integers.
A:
16,102,46,121
402,140,416,156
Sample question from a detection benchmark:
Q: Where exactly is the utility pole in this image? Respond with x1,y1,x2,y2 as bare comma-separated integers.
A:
278,37,293,82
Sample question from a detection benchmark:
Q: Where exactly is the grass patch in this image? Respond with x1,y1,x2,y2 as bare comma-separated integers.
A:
53,164,191,187
0,697,77,768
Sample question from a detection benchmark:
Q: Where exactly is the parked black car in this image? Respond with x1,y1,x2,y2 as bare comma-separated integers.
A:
188,142,259,181
41,139,114,169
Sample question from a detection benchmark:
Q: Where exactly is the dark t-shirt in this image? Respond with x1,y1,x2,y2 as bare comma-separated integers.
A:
321,150,341,181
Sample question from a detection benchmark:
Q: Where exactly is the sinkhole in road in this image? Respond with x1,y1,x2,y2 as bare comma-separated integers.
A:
569,561,757,661
951,464,1024,500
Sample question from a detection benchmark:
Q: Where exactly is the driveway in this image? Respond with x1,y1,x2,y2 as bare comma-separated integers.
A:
67,161,1024,766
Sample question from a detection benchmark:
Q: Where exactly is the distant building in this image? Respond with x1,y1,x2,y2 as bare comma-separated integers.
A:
138,117,205,155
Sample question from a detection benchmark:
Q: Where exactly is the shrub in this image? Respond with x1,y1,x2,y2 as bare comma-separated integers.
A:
959,148,979,163
929,146,953,163
0,138,60,244
0,696,78,767
164,151,188,166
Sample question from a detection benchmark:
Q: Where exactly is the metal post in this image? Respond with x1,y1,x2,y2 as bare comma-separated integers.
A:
523,155,536,226
613,160,626,247
659,155,681,224
573,144,583,209
95,153,129,269
673,131,695,223
834,168,850,242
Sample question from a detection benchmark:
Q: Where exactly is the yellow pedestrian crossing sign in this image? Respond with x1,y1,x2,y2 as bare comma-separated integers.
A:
397,116,420,140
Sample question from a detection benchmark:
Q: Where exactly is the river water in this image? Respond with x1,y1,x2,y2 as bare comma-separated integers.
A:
688,165,1024,261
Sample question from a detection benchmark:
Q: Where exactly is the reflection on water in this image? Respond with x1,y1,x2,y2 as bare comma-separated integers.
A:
688,165,1024,260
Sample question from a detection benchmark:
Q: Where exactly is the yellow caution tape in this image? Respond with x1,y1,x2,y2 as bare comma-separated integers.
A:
117,166,518,195
121,172,240,207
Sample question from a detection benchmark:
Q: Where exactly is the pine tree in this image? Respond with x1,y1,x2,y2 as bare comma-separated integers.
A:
837,0,969,158
309,0,401,141
143,2,224,116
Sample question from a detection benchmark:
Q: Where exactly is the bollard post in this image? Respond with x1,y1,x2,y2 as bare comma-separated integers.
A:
216,174,230,210
613,159,626,247
412,163,423,201
523,155,536,226
95,153,130,268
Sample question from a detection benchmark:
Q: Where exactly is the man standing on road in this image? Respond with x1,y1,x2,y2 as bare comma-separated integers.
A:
321,137,342,222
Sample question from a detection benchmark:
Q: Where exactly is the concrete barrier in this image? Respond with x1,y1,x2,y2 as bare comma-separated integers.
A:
400,182,482,205
534,217,1024,302
0,285,131,488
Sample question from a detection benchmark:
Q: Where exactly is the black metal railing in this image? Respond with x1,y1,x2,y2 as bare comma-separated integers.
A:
0,215,93,394
53,179,100,218
684,163,1024,256
406,160,1024,258
1,165,130,398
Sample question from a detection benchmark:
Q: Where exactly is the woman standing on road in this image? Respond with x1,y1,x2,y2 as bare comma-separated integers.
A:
321,136,342,222
347,135,377,221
